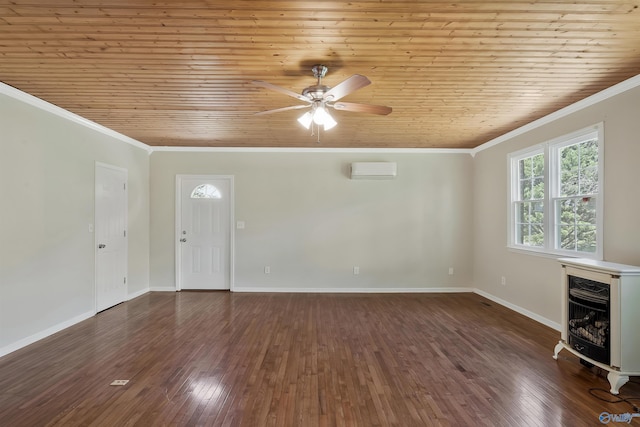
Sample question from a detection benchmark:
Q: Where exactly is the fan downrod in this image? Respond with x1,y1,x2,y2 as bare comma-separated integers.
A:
303,65,330,99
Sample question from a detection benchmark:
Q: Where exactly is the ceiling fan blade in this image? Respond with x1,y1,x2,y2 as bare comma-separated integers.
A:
252,80,310,103
255,104,310,116
323,74,371,101
331,101,392,115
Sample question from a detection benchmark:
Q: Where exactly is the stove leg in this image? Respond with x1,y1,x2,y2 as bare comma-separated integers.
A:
553,341,564,360
607,371,629,395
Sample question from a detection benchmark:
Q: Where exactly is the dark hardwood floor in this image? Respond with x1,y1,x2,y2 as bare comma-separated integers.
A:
1,292,638,426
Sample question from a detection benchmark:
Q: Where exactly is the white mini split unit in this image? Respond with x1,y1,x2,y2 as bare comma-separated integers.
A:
350,162,397,179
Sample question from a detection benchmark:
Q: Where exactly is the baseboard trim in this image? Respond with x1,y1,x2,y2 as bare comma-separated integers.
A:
473,289,561,331
149,286,178,292
128,287,149,300
0,310,95,358
232,286,474,293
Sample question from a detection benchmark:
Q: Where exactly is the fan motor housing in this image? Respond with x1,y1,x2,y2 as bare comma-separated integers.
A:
302,85,329,100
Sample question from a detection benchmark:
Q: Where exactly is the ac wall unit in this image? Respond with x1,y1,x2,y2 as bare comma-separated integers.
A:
350,162,397,179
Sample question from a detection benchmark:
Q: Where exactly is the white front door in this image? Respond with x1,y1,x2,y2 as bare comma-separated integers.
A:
95,163,128,312
177,176,232,290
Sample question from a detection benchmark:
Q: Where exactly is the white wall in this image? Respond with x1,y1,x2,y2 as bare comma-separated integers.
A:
150,151,474,292
0,87,150,355
473,83,640,326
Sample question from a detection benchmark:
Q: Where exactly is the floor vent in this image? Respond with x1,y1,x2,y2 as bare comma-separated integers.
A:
110,380,129,386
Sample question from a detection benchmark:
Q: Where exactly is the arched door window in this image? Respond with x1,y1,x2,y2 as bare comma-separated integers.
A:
190,183,222,199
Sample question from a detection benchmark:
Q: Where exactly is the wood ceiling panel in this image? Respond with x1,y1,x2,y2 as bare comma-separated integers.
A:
1,0,639,149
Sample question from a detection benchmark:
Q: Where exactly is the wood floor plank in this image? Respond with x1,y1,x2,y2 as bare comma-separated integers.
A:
1,292,639,426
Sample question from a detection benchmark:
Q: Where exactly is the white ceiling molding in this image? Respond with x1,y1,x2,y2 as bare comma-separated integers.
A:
471,74,640,157
1,82,152,154
151,146,473,155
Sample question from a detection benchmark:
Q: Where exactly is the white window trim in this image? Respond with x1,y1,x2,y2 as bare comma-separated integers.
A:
507,123,604,260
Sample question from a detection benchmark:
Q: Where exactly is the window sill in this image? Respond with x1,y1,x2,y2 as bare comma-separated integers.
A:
507,245,601,261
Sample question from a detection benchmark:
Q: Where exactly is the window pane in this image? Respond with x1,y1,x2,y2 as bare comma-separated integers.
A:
515,201,544,247
559,139,598,197
556,197,597,252
580,139,599,167
517,223,544,247
560,169,579,197
191,184,221,199
517,201,544,223
519,178,530,200
517,202,526,223
580,166,598,194
518,153,544,201
519,157,532,179
577,225,597,253
558,225,576,251
532,177,544,199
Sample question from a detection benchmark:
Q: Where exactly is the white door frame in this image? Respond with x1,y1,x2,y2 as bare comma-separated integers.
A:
175,174,235,291
95,161,128,313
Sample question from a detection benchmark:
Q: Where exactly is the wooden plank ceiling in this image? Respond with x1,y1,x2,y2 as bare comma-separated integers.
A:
1,1,639,149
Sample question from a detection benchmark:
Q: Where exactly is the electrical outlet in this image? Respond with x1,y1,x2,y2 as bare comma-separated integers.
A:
501,276,506,286
448,267,454,275
353,266,360,275
264,266,270,274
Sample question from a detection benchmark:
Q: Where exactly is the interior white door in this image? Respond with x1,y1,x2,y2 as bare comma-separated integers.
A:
178,177,231,290
95,163,128,312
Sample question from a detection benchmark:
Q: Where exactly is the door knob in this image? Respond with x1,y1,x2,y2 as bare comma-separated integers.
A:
180,238,187,242
98,244,106,249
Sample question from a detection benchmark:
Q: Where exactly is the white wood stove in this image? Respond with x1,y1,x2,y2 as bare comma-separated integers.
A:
553,258,640,394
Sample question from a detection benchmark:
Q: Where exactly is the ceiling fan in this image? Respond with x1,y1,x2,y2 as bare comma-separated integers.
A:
252,65,392,140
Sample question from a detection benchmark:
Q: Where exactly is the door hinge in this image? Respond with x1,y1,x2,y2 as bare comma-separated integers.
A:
124,277,127,284
123,183,126,190
123,230,126,237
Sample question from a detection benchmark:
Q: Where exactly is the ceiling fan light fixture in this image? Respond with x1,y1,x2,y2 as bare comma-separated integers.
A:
322,111,337,130
297,111,313,129
256,65,390,138
298,104,337,131
310,103,338,130
312,105,328,125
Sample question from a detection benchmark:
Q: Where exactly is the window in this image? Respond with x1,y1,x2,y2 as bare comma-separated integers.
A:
508,124,603,258
514,150,545,248
190,184,221,199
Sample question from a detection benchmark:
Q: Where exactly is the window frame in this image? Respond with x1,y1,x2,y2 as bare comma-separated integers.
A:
507,123,604,259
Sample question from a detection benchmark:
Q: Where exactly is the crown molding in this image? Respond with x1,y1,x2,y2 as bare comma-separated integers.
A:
151,145,473,154
471,74,640,156
1,82,152,154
